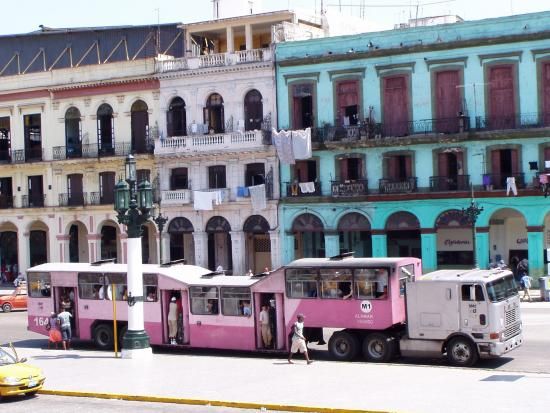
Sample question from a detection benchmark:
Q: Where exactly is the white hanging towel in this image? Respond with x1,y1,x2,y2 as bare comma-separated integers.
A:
249,184,267,211
213,190,224,205
298,182,316,193
506,177,517,196
272,128,295,164
193,191,213,210
292,127,312,160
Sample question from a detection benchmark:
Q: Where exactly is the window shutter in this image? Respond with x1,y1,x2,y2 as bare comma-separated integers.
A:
510,149,519,173
166,110,174,137
491,150,501,174
438,152,449,177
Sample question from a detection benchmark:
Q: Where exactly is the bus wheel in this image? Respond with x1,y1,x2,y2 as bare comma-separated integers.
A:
363,333,395,362
93,324,114,350
328,331,359,361
446,336,478,367
2,303,12,313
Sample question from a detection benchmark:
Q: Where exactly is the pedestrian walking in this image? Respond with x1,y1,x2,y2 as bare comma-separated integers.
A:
288,314,312,364
57,308,73,350
521,274,533,302
46,312,62,349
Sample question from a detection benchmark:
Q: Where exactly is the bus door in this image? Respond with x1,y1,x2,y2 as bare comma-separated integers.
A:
255,292,281,350
162,289,188,345
53,286,79,338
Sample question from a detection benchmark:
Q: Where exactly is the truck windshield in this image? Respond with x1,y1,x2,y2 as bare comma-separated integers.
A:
486,275,518,302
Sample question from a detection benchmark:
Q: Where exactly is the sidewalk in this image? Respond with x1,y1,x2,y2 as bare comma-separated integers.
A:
21,346,550,413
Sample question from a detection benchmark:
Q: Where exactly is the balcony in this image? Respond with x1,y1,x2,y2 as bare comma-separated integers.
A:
155,48,272,73
285,182,322,197
331,180,368,197
161,189,193,205
87,192,115,206
379,177,418,194
58,192,87,207
482,173,525,190
429,175,470,192
12,148,43,163
155,130,267,156
21,194,46,208
0,195,14,209
474,113,548,131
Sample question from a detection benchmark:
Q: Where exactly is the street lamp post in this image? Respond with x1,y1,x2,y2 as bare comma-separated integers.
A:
114,154,153,359
462,197,484,269
152,207,168,264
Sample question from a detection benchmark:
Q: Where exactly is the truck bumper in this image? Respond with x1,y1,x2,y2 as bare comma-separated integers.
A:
479,333,523,357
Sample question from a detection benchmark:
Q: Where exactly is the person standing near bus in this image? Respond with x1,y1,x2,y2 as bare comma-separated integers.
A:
259,305,272,348
46,312,62,349
168,297,178,345
57,308,73,350
288,314,312,364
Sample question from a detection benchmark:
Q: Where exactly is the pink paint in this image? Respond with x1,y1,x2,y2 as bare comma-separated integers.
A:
189,324,256,350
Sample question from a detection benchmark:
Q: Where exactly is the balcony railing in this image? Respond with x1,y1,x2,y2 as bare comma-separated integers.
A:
474,113,548,131
58,192,87,207
155,48,272,73
161,189,193,205
21,194,46,208
331,179,368,197
429,175,470,192
12,148,43,163
285,182,322,197
155,130,266,155
379,177,418,194
88,192,114,206
482,173,525,190
0,195,14,209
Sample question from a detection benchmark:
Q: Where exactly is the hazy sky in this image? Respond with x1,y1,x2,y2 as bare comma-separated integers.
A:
1,0,547,35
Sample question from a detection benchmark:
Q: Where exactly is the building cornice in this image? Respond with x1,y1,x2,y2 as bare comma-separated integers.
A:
157,62,273,81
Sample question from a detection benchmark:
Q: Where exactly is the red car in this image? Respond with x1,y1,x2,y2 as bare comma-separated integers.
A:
0,286,27,312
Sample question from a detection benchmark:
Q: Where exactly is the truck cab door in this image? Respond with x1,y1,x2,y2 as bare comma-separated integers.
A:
460,284,488,332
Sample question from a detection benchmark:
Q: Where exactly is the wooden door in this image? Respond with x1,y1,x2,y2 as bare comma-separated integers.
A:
131,110,149,153
383,76,409,136
543,62,550,126
68,174,83,206
336,80,359,126
100,172,115,204
244,90,263,131
435,70,461,133
28,176,43,207
489,65,515,129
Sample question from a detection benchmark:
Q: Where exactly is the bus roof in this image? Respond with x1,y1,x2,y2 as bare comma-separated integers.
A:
285,257,416,268
420,268,514,283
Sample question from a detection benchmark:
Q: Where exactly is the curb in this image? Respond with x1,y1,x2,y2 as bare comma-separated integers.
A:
38,389,396,413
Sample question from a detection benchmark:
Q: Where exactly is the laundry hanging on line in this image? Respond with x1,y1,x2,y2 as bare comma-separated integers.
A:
272,127,311,164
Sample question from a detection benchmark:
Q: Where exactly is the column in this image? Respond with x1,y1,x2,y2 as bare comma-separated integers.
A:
283,232,295,265
56,235,70,263
87,234,100,262
324,231,340,258
268,229,281,270
420,229,437,273
371,230,387,257
475,227,490,270
185,31,192,56
226,26,234,53
17,230,29,275
193,231,208,268
527,226,545,277
48,223,59,262
230,230,245,276
160,232,170,264
245,24,252,50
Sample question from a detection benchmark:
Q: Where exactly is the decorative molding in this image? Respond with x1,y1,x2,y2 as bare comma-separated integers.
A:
52,101,60,110
375,62,415,76
425,56,468,70
0,105,14,115
18,102,45,113
152,91,160,100
531,48,550,61
478,51,523,65
328,67,366,81
116,95,125,104
84,98,91,107
283,72,320,85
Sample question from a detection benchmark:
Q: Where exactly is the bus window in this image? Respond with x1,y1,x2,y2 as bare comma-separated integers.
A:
354,269,376,299
221,287,251,316
78,273,111,300
399,265,414,297
28,272,51,298
105,274,126,301
143,274,158,302
319,269,352,299
285,269,318,298
461,284,485,302
190,286,219,315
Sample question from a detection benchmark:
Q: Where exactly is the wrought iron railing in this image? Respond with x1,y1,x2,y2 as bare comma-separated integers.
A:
21,194,46,208
331,179,368,197
482,173,525,190
88,192,114,206
285,182,322,197
474,113,547,131
58,192,87,207
0,195,14,209
12,148,43,163
379,177,418,194
429,175,470,192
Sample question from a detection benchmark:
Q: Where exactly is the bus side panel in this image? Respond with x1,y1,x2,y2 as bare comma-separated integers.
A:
188,319,256,350
27,298,55,337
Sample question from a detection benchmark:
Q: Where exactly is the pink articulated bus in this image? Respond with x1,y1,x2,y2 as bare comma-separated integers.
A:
26,254,522,366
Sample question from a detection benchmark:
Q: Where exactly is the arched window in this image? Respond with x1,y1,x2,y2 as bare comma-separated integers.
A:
204,93,224,133
131,100,149,154
65,107,81,158
167,97,186,137
97,104,114,156
244,89,263,131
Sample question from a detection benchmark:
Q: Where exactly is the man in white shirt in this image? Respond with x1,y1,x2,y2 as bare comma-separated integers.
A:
259,305,272,348
288,314,312,364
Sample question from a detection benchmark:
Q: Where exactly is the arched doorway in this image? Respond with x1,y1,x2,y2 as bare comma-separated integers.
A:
206,216,232,272
100,224,118,261
489,208,528,274
204,93,224,133
65,107,82,158
0,222,18,282
244,89,263,131
29,221,49,267
68,222,89,263
292,213,325,258
97,103,114,156
338,212,372,257
131,100,149,153
168,217,195,264
167,97,186,137
435,209,472,267
243,215,271,273
385,211,421,258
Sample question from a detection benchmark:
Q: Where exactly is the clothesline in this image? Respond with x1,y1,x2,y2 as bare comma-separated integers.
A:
272,127,312,164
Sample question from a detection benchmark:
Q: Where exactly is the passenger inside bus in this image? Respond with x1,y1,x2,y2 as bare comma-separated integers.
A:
375,269,388,298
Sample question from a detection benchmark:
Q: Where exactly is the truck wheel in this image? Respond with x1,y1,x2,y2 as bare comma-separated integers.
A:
328,331,359,361
363,332,395,362
93,324,114,350
446,336,479,367
2,303,12,313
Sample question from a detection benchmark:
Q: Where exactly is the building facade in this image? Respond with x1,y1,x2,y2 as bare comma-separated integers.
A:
275,11,550,278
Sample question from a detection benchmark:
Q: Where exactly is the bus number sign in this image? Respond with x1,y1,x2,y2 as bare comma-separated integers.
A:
360,300,373,313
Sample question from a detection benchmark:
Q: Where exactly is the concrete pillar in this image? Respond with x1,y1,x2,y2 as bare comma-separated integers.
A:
48,224,58,262
87,234,99,262
527,226,545,277
230,230,245,276
160,231,170,264
476,227,490,270
371,231,387,257
57,235,70,263
245,24,253,50
185,31,192,56
226,26,234,53
18,230,29,274
420,230,437,273
269,229,281,270
193,231,208,268
283,232,295,265
324,232,340,258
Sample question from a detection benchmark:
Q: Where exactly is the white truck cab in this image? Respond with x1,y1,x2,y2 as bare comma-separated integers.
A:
400,268,523,366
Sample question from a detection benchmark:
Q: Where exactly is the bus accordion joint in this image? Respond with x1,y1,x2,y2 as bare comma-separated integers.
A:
127,293,145,307
329,251,355,260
